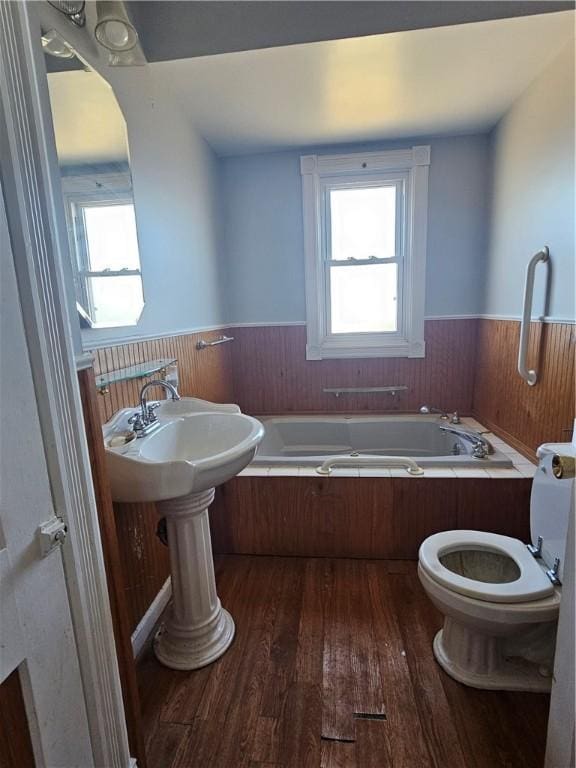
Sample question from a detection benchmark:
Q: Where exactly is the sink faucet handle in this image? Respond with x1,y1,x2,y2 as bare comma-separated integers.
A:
128,412,145,433
146,401,161,423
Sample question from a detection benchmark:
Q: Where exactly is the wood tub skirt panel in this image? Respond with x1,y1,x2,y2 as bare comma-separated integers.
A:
209,477,531,560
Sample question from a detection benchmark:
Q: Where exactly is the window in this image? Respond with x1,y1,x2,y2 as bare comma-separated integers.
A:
300,146,430,359
61,171,144,328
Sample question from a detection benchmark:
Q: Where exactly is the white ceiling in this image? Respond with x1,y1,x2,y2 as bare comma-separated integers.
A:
47,69,128,166
151,11,574,156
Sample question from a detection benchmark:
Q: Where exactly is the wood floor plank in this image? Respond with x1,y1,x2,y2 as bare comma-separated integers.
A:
295,558,330,684
320,739,356,768
278,682,322,768
250,716,281,765
145,722,189,768
390,571,469,768
321,560,356,742
259,558,306,719
353,719,391,768
346,562,385,722
366,563,431,768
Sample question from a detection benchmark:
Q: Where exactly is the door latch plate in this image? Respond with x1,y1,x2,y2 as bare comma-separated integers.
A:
38,516,67,557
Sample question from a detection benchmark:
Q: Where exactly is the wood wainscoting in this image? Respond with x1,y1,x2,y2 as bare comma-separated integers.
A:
230,320,478,415
0,668,35,768
210,477,531,559
473,319,575,458
92,328,235,424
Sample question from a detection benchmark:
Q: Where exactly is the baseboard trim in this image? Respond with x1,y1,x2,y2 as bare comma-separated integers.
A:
131,578,171,658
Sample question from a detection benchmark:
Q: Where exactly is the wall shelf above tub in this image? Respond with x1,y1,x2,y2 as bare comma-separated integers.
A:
95,357,177,395
324,385,408,398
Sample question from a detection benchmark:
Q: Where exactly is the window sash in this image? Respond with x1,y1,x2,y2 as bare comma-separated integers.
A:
321,175,406,338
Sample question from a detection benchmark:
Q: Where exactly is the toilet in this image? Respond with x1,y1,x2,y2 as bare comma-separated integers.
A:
418,443,574,692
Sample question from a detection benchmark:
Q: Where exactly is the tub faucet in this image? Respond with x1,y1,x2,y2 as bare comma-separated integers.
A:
129,379,181,437
439,425,491,459
419,405,461,424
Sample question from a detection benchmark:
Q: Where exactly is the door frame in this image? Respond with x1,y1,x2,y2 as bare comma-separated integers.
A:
0,3,131,766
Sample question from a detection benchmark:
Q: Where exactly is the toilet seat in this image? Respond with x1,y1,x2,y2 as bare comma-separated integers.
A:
419,530,555,604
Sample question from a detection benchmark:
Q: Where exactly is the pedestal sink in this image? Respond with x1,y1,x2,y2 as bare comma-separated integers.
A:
103,397,264,669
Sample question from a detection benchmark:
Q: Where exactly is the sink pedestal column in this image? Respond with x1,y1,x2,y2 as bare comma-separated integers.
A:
153,488,234,670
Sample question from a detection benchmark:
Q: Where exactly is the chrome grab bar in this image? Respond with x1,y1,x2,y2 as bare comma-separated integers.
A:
518,247,549,386
196,335,234,350
316,455,424,476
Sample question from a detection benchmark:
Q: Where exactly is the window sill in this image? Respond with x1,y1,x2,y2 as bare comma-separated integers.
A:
306,338,426,360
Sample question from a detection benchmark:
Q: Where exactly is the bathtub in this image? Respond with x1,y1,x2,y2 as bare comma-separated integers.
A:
252,415,513,469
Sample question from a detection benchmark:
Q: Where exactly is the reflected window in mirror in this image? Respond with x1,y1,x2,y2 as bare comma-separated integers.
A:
44,33,144,329
61,165,143,326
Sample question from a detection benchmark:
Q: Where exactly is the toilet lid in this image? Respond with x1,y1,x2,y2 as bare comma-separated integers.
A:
419,530,555,603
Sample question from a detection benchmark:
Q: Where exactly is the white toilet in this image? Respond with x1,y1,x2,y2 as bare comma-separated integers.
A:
418,443,574,692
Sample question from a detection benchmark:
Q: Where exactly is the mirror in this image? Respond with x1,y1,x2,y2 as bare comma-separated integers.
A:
43,31,144,329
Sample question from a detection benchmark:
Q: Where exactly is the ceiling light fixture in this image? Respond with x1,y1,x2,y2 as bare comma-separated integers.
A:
94,1,138,54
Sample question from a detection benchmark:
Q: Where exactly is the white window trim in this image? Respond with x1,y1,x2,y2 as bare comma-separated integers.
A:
300,146,430,359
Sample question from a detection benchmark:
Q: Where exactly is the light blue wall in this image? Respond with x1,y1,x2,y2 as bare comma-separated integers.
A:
484,41,575,321
82,69,226,347
221,134,491,324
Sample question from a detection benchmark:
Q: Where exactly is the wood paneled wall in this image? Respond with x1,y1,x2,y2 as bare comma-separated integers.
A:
92,329,235,424
473,319,575,458
0,668,35,768
210,476,531,559
230,320,478,415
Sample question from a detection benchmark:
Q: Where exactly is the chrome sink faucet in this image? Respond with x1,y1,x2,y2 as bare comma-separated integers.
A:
129,379,181,437
419,405,461,424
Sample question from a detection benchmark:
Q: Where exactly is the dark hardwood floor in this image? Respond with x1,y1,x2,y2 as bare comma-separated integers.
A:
138,556,550,768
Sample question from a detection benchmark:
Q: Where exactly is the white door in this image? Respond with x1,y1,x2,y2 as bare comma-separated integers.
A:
0,179,94,766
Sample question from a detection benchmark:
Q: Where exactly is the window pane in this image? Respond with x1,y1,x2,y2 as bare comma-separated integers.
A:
83,204,140,271
87,275,144,327
330,263,397,334
330,186,396,261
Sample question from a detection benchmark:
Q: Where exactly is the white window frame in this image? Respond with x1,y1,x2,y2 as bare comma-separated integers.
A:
300,146,430,359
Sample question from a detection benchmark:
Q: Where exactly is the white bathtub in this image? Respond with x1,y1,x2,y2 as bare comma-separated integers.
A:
252,415,513,468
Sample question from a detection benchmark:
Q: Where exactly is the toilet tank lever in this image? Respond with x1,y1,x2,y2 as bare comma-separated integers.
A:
527,535,543,558
546,557,561,586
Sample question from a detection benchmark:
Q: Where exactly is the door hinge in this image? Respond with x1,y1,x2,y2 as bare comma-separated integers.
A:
38,516,68,557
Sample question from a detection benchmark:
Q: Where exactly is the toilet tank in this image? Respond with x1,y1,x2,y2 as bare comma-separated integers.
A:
530,443,575,583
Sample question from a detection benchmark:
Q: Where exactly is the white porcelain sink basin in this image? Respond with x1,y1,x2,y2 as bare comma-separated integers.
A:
104,397,264,502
